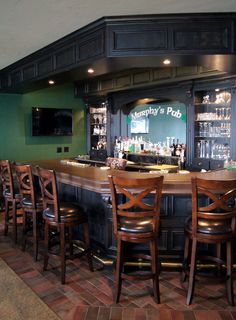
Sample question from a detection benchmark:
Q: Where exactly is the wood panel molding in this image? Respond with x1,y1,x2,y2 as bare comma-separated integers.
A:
0,13,236,93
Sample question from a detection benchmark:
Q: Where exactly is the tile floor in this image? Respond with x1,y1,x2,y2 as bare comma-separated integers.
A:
0,220,236,319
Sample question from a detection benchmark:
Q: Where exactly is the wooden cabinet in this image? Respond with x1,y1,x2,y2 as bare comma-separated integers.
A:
190,85,236,170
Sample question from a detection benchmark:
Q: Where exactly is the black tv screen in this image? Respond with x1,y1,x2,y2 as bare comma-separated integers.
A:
32,107,73,136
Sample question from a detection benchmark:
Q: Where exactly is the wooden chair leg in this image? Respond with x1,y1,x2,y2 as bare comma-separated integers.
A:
60,224,66,285
21,211,27,251
150,239,160,303
115,238,123,303
33,210,38,261
226,240,234,306
216,243,221,259
181,235,190,282
43,222,49,271
4,200,9,236
12,199,17,244
216,243,223,276
186,237,197,305
0,190,4,211
68,226,74,257
83,222,94,272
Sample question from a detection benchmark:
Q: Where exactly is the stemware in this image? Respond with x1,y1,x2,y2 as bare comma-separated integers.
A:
198,122,203,136
225,107,231,120
220,107,225,120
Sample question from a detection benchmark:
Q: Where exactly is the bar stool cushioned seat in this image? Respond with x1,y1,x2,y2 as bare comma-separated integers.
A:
184,215,233,234
43,203,85,222
119,217,154,233
182,177,236,306
21,195,43,208
108,175,164,303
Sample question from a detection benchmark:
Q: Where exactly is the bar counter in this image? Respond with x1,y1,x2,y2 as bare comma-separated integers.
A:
28,159,236,263
28,158,235,194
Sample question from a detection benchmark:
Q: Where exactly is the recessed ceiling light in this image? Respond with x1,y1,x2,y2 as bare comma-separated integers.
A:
215,88,220,92
48,80,55,85
163,59,171,65
87,68,95,74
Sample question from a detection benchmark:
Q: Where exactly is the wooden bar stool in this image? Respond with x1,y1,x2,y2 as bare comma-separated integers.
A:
14,164,43,261
108,175,164,303
37,167,93,284
182,177,236,305
0,160,22,244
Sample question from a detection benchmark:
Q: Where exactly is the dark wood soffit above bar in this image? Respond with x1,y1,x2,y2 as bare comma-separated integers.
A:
0,13,236,93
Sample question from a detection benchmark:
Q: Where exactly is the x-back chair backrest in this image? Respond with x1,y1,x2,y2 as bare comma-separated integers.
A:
38,168,60,222
14,164,36,209
108,175,164,236
0,160,15,198
191,177,236,236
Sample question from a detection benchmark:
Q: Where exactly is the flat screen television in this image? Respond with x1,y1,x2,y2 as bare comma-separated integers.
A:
32,107,73,136
130,116,149,134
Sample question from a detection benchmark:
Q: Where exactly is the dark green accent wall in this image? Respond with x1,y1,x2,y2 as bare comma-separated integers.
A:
0,83,86,161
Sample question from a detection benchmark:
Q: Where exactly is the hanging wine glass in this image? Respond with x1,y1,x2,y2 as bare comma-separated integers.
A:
211,140,215,159
200,140,205,158
220,107,225,120
215,107,221,120
225,107,231,120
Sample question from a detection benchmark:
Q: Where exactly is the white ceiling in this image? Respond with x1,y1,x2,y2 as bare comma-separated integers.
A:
0,0,236,71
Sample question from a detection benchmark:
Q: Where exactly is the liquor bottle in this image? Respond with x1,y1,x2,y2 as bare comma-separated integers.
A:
171,138,176,156
123,136,129,152
180,148,186,170
175,139,181,157
224,158,229,169
129,137,135,153
113,137,120,158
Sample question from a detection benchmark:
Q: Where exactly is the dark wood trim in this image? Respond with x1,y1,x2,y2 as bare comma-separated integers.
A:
75,67,226,98
1,13,236,93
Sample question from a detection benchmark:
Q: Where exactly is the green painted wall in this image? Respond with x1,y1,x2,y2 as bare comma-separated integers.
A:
0,83,86,161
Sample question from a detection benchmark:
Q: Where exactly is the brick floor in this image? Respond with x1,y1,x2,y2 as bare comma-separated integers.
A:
0,221,236,319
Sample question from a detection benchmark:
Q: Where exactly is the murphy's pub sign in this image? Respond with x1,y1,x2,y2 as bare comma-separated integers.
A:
130,103,186,121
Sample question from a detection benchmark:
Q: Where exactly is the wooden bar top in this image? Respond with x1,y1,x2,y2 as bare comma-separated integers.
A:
28,159,236,195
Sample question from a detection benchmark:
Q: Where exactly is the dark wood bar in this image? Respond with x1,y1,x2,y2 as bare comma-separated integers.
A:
27,158,236,264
